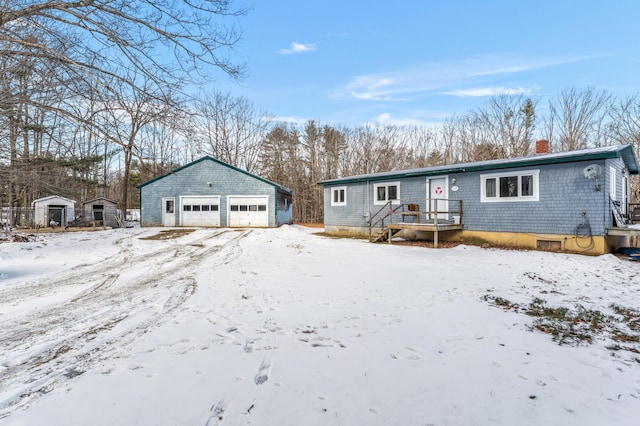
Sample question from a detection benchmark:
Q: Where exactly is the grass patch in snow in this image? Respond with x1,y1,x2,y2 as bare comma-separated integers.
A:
483,294,640,362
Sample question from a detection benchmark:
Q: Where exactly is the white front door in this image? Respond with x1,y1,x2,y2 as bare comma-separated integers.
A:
428,176,448,220
162,197,175,227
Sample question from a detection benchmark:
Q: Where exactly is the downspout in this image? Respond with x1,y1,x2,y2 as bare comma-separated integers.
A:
365,179,370,224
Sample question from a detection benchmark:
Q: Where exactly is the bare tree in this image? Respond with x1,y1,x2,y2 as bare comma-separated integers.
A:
543,86,611,151
0,1,246,93
403,125,439,168
439,114,496,163
609,94,640,151
343,124,409,175
195,90,272,173
609,93,640,200
0,1,247,219
98,75,177,212
476,95,536,157
0,25,93,218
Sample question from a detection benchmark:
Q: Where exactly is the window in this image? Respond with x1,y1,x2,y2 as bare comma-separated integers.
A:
374,182,400,205
202,205,210,211
481,170,539,202
183,205,192,211
211,205,219,211
331,187,347,206
165,200,174,214
192,205,201,212
230,205,239,211
610,167,617,199
249,205,258,211
258,205,267,211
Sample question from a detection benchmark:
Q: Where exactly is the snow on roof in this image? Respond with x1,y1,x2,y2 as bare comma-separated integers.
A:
31,195,76,206
319,144,639,185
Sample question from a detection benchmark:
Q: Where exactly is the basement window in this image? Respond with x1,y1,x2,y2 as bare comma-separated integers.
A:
331,187,347,206
537,240,561,251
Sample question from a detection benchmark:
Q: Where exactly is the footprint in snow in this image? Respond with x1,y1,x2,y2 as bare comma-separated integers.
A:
390,346,422,360
205,399,228,426
255,357,272,385
299,336,346,348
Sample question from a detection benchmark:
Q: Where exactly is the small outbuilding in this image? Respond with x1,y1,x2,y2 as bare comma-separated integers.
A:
138,156,293,228
32,195,76,228
80,197,120,227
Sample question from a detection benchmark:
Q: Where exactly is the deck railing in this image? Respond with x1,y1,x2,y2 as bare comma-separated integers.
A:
368,199,463,240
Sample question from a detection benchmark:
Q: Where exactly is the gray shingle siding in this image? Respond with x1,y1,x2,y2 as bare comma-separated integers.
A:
140,157,289,227
459,161,608,235
322,146,637,238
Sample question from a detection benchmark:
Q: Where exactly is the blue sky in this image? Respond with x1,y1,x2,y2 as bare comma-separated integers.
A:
214,0,640,126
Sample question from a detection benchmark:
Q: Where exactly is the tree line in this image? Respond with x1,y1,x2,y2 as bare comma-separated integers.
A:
2,2,640,225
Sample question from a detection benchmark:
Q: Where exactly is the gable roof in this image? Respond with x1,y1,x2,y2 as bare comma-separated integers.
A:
318,144,639,186
137,156,293,195
82,196,118,205
31,195,76,206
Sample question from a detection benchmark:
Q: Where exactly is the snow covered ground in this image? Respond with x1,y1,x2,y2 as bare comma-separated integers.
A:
0,225,639,425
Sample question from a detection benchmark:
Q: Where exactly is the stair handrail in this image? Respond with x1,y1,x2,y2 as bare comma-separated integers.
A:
368,200,395,240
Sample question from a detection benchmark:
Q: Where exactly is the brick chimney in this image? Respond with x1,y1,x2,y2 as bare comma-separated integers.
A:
535,139,550,154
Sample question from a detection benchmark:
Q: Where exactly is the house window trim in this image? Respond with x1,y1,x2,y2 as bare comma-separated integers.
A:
480,170,540,203
610,167,617,200
373,181,401,205
331,186,347,206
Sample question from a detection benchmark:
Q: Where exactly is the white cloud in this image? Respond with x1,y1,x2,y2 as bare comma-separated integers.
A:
346,74,413,101
443,86,533,97
336,53,595,102
373,113,427,126
271,115,310,125
277,42,318,55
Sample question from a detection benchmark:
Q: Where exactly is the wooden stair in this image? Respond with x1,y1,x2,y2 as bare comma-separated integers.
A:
371,227,402,243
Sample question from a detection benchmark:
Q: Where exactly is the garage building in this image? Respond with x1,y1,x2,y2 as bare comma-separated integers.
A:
138,156,293,228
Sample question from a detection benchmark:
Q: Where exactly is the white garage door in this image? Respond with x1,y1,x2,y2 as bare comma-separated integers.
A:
180,196,220,227
228,196,269,227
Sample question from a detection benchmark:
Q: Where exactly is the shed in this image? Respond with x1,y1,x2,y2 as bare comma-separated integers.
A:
138,156,293,228
81,197,120,227
318,144,640,255
32,195,76,228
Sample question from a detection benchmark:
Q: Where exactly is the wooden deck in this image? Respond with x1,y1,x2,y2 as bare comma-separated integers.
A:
368,199,464,247
387,222,463,232
607,226,640,237
384,222,463,248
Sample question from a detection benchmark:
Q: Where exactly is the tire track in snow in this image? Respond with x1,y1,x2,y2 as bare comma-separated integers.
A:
0,228,250,417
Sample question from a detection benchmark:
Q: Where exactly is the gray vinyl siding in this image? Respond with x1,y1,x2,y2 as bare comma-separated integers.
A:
323,158,630,237
140,158,280,227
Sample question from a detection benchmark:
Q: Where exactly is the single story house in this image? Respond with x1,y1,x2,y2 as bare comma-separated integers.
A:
32,195,76,227
138,156,293,228
318,142,640,255
80,197,120,227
